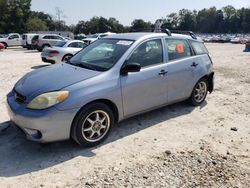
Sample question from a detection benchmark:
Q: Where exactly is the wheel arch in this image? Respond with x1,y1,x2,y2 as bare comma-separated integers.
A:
200,72,214,93
62,53,73,61
42,43,51,48
71,98,119,126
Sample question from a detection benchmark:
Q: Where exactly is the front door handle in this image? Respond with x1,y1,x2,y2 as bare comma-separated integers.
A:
191,62,199,67
159,70,168,76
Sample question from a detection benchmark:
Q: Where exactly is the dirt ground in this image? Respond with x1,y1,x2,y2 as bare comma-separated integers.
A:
0,43,249,188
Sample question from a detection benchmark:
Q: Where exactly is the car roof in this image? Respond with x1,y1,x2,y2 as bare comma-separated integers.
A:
105,32,202,42
66,40,85,44
40,34,62,37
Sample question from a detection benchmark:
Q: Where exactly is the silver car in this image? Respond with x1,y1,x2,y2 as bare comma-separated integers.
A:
41,40,88,64
32,34,66,52
7,32,214,147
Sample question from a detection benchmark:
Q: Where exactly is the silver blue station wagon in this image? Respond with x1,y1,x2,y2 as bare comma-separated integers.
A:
7,31,214,147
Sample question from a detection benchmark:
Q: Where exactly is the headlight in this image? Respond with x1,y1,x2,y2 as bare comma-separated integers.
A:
27,91,69,110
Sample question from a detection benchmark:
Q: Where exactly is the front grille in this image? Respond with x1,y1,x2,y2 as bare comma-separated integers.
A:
14,90,26,104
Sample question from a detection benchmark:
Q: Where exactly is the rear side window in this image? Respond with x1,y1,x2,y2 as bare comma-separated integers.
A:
190,41,208,55
165,39,191,61
128,39,163,68
43,35,50,39
32,35,39,40
68,42,78,48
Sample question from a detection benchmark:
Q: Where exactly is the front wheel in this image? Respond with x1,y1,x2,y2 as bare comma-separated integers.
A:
189,78,208,106
71,103,114,147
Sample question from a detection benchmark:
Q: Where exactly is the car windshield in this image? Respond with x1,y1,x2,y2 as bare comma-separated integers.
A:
55,41,67,47
69,39,134,72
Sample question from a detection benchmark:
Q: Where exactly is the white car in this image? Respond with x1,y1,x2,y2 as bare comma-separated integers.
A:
0,33,22,48
41,40,88,64
83,32,116,44
22,33,37,49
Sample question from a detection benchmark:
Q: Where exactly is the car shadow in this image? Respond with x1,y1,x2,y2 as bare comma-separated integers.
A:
0,101,202,177
24,50,40,54
31,65,50,69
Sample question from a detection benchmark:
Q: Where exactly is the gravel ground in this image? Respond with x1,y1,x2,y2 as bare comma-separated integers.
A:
80,146,250,188
0,44,249,188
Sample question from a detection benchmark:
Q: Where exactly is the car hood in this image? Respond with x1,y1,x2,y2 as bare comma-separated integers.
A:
14,63,101,99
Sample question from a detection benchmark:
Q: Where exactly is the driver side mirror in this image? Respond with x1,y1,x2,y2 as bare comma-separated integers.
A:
121,63,141,75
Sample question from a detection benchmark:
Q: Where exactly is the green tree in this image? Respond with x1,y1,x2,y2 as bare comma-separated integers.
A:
26,17,48,32
130,19,152,32
0,0,31,33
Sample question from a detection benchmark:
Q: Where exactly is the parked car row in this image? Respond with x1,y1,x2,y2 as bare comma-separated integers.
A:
199,34,250,44
83,32,116,44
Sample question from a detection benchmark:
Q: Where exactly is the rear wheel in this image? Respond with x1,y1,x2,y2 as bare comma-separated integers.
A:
189,78,208,106
42,44,50,51
71,102,114,147
62,54,73,62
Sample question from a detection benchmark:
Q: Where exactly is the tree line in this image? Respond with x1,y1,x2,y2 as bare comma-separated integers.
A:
0,0,249,34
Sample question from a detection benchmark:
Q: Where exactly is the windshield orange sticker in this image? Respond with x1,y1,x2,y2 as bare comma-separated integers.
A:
176,44,184,53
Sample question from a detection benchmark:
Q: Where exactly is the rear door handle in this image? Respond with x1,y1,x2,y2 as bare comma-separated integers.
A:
159,70,168,76
191,62,199,67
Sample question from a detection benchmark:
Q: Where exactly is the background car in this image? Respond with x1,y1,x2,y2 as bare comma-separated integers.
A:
0,33,22,48
31,34,67,52
41,40,88,63
0,42,4,50
22,33,37,49
83,32,116,44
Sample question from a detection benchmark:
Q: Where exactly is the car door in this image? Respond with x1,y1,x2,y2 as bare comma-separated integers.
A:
120,38,168,117
165,38,199,102
8,34,21,46
67,42,84,54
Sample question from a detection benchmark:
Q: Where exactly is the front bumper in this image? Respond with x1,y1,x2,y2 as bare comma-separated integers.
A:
41,54,62,64
7,93,78,143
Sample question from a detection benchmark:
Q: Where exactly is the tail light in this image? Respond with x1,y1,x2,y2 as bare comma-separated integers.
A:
50,50,59,55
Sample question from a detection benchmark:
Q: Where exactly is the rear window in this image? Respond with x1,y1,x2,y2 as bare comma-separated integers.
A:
190,41,208,55
55,41,67,47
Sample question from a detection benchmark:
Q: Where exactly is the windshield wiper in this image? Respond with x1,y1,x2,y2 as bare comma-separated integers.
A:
74,62,97,71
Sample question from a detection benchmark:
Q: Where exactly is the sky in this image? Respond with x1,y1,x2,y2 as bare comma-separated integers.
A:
31,0,250,26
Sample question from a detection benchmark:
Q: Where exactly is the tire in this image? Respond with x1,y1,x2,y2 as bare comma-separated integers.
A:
189,78,208,106
62,54,73,62
42,44,50,51
71,102,114,147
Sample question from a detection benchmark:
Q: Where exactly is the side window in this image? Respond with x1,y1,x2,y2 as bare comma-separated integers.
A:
68,42,78,48
77,42,87,48
165,39,192,61
43,35,49,39
190,41,208,55
9,35,19,39
50,36,57,40
127,39,163,68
